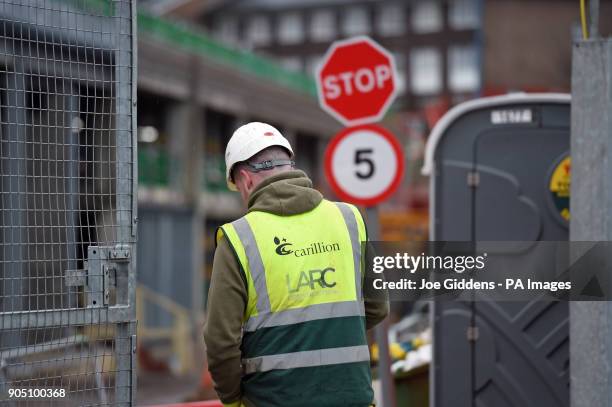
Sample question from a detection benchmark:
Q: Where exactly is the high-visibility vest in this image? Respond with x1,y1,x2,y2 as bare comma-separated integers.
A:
217,199,374,407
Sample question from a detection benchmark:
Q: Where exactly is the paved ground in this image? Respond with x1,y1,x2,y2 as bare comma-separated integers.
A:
137,372,211,406
136,373,383,406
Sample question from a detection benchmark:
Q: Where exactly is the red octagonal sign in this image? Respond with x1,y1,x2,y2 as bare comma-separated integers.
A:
316,36,398,127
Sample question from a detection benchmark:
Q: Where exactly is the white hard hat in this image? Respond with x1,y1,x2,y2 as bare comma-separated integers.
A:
225,122,294,191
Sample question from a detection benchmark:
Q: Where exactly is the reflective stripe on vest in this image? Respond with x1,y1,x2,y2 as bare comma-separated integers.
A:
232,217,271,315
242,344,370,375
230,201,365,332
244,300,364,331
335,202,363,302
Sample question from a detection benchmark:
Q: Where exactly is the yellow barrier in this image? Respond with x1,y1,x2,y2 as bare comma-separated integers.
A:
137,284,195,375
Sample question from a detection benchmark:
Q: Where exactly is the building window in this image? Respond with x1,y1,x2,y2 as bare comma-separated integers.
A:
310,9,336,42
449,0,480,30
411,1,443,34
246,15,271,46
278,12,304,44
214,16,239,45
306,54,324,78
279,56,303,72
376,4,406,36
448,45,480,92
410,47,442,95
342,6,370,37
393,53,407,95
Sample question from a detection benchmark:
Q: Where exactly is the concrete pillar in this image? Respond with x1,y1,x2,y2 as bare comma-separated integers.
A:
166,101,204,202
164,57,206,345
188,59,206,341
570,39,612,407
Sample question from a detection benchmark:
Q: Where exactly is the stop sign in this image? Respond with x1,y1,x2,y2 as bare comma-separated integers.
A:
316,36,398,127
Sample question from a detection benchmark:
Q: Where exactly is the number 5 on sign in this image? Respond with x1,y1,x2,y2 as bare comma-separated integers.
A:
355,149,375,179
324,124,404,207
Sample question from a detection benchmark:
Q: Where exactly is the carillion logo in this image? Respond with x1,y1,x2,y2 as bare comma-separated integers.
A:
273,237,340,257
274,237,293,255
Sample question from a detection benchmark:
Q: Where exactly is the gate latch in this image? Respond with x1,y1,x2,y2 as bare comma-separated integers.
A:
64,245,132,307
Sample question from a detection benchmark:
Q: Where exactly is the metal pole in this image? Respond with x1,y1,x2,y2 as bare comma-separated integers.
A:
365,207,396,407
114,1,137,405
589,0,600,39
570,38,612,407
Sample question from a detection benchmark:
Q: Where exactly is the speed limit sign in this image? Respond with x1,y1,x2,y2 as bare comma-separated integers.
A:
324,124,404,206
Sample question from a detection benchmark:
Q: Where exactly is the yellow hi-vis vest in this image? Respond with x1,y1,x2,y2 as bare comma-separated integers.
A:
217,199,374,407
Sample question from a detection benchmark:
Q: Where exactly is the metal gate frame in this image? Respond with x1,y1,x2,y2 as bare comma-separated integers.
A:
0,1,138,405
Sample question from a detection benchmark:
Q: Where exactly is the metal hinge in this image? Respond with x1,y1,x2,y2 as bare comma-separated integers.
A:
64,245,131,307
102,264,117,306
467,171,480,188
467,326,480,342
130,333,138,405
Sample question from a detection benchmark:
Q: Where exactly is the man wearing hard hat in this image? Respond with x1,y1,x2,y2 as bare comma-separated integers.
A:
204,122,388,407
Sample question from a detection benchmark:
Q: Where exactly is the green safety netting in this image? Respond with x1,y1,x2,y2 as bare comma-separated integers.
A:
138,12,317,96
56,0,317,96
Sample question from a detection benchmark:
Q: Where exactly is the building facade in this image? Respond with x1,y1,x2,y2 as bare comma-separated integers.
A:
201,0,484,109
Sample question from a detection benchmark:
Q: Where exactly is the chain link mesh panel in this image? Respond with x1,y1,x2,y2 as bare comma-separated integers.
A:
0,0,136,405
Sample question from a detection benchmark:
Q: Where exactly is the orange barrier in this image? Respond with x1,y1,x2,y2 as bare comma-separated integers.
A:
147,401,222,407
200,364,214,390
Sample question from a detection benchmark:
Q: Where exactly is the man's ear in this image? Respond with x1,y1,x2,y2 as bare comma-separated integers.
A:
239,168,254,190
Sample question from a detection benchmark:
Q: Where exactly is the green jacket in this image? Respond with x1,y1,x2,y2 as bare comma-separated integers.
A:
203,170,389,405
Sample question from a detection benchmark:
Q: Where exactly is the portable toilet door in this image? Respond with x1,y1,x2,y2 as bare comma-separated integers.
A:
422,93,571,407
